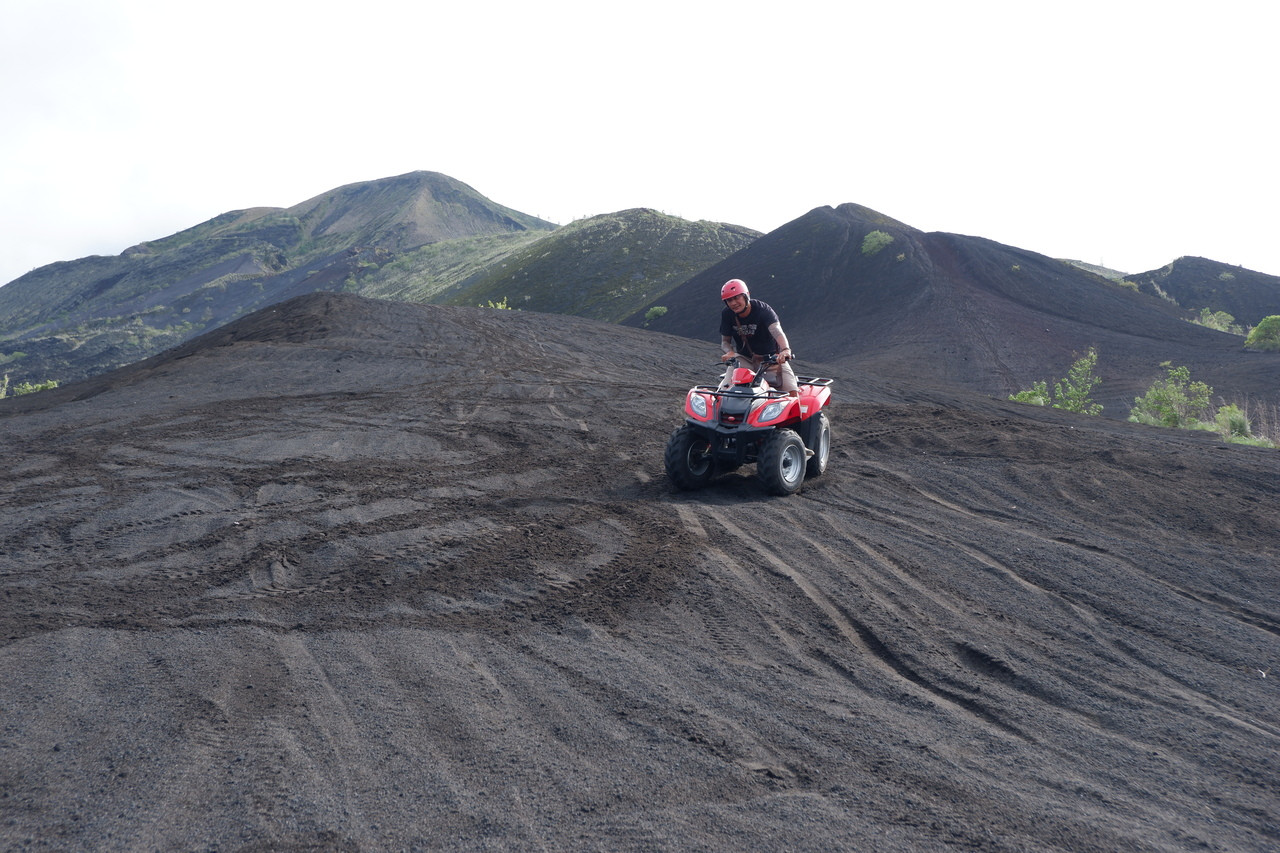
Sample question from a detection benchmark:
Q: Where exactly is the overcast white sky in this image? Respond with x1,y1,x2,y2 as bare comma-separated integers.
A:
3,0,1277,288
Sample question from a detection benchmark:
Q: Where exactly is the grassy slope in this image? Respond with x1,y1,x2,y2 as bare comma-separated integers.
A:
435,209,760,322
354,231,556,303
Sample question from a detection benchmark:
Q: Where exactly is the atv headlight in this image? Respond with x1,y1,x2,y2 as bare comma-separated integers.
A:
689,392,708,418
759,401,785,422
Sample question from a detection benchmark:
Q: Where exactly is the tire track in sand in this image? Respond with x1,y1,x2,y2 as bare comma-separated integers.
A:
807,470,1280,744
675,503,1028,739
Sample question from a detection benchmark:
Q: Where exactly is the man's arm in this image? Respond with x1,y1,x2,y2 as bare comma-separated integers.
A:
721,335,737,361
769,322,793,363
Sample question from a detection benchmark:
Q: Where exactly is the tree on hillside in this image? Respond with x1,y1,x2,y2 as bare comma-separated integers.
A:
1129,363,1212,428
1194,308,1243,335
1009,348,1103,415
861,230,894,256
643,306,668,326
1244,315,1280,351
1053,348,1103,415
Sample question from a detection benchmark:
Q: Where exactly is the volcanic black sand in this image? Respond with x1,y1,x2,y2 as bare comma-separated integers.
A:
2,294,1277,851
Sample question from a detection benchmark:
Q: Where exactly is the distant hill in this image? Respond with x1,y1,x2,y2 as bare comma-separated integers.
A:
430,209,759,322
0,178,757,385
1124,256,1280,327
0,172,557,384
627,204,1280,417
5,175,1279,422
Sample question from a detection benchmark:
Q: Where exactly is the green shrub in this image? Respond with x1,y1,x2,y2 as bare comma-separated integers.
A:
1053,348,1103,415
861,230,894,256
1125,372,1275,447
643,306,668,326
1214,404,1252,439
1009,380,1050,407
1194,308,1242,335
1009,348,1102,415
13,379,58,395
1,374,59,398
1129,362,1212,428
1213,403,1274,446
1244,315,1280,351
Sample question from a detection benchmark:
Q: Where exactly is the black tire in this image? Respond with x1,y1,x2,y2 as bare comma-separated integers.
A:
758,428,806,496
664,425,715,490
805,413,831,479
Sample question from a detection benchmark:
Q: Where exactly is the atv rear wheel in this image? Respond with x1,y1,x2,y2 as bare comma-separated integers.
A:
665,425,715,490
805,412,831,479
758,428,806,496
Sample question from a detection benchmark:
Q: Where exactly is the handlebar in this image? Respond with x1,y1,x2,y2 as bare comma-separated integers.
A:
721,352,793,366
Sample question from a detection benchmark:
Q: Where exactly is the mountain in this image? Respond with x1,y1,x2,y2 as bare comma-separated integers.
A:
1124,256,1280,327
3,292,1277,851
0,177,757,386
628,204,1280,417
6,176,1279,423
0,172,558,384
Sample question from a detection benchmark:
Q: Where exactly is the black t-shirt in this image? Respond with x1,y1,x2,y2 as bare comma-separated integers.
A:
720,299,781,357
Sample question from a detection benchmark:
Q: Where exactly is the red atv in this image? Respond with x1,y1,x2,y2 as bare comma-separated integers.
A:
664,355,832,496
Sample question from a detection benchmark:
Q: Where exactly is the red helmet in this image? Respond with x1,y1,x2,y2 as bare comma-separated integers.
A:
721,279,749,301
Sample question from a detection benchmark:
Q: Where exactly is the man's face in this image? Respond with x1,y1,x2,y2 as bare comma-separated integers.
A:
725,294,749,316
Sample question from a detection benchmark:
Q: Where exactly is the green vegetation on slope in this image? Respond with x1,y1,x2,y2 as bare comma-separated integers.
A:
1128,362,1273,446
1245,315,1280,351
355,232,554,303
0,373,58,398
1012,352,1276,447
436,209,759,323
1009,348,1103,415
1191,308,1244,335
861,230,894,256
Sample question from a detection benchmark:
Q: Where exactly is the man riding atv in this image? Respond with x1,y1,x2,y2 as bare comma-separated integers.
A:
718,278,799,396
663,278,832,496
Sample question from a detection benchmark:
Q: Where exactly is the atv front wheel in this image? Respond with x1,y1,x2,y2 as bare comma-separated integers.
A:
805,412,831,479
758,428,806,496
665,425,715,490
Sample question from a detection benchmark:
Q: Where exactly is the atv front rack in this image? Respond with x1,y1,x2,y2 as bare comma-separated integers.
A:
693,384,791,399
694,375,832,398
